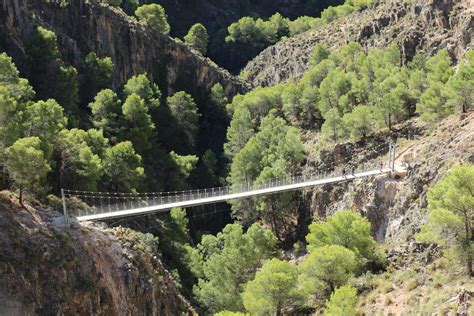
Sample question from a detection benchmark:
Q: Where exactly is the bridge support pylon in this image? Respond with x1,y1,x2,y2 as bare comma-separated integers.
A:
61,188,69,227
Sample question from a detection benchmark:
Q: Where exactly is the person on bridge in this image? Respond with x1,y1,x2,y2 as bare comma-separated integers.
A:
379,161,384,171
341,167,347,178
351,165,356,176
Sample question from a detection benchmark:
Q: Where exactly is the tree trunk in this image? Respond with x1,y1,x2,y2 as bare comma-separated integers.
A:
464,211,473,276
276,306,282,316
59,157,65,190
19,186,25,208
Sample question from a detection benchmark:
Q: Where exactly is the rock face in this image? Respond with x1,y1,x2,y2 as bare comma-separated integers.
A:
301,113,474,246
0,0,249,101
0,198,194,315
243,0,474,87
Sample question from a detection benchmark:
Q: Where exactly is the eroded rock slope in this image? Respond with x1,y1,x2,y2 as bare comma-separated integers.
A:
0,197,193,315
243,0,473,87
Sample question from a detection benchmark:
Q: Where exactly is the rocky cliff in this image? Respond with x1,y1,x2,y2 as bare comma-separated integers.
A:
0,194,194,315
0,0,249,101
243,0,474,87
301,113,474,248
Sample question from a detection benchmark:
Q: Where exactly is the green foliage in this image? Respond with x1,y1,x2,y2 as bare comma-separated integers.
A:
416,81,455,122
27,26,60,68
324,285,358,316
447,50,474,113
27,27,78,113
224,106,253,159
57,129,103,190
229,111,304,234
170,151,199,179
0,54,35,151
225,15,287,47
184,23,209,55
167,91,200,149
5,137,51,201
84,52,114,102
56,65,79,112
89,89,122,140
306,211,379,267
24,99,68,156
242,258,302,315
309,44,331,67
103,141,144,191
342,105,375,140
416,164,474,275
288,16,319,36
281,83,320,128
321,108,346,143
425,49,454,84
299,245,358,299
121,93,155,153
123,73,161,110
193,223,277,313
210,84,228,110
0,53,35,102
135,4,170,34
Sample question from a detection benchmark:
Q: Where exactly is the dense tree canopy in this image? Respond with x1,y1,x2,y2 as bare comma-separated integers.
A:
229,110,304,238
191,223,277,313
27,27,79,114
167,91,201,150
84,52,114,103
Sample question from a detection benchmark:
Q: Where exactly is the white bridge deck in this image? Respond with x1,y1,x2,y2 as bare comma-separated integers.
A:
75,168,393,222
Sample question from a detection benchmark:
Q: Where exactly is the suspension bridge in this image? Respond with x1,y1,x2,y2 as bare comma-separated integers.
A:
62,142,398,223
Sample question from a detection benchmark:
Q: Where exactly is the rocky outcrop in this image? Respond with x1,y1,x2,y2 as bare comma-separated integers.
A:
0,195,194,315
0,0,249,101
243,0,474,87
301,113,474,246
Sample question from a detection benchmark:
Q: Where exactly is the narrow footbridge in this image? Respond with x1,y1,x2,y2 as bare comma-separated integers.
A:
63,143,397,223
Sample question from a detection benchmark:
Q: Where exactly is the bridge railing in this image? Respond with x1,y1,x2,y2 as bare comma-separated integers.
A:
63,157,391,220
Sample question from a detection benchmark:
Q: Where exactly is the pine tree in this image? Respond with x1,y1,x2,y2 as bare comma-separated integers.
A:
135,4,170,34
184,23,209,55
5,137,51,206
242,259,302,315
416,165,474,276
121,93,155,153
